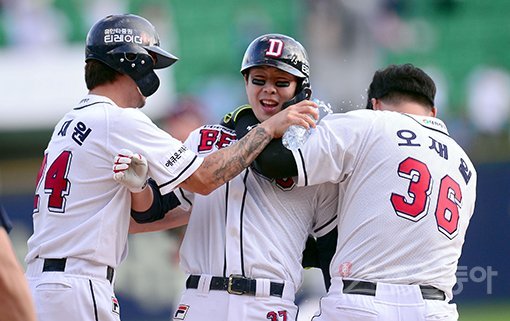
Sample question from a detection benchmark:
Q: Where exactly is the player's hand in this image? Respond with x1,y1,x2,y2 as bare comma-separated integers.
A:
113,149,149,193
258,100,318,138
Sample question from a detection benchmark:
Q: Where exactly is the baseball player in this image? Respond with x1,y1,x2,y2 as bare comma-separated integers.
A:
255,63,477,320
124,34,339,321
24,15,317,321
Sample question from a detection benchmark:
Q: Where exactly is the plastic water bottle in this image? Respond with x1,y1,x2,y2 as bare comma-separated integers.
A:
282,98,333,150
281,124,311,150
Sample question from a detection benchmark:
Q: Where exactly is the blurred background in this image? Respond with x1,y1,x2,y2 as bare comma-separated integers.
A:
0,0,509,320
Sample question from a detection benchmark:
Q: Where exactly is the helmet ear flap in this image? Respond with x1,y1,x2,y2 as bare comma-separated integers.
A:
282,87,312,110
107,45,160,97
107,44,155,73
134,71,160,97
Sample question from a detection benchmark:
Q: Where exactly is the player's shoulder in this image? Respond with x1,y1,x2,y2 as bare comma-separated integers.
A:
71,95,144,122
184,123,236,149
346,109,431,128
189,123,235,135
101,104,156,132
220,104,254,129
329,108,380,120
321,109,379,130
74,94,116,111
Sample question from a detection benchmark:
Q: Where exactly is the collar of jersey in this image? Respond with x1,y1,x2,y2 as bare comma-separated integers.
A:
75,94,115,110
405,114,449,135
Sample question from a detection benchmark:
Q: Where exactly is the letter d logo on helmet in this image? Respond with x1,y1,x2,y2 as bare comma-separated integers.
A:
266,39,284,57
85,14,178,97
240,34,310,94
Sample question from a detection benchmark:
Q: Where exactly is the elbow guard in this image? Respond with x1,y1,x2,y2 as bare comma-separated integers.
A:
131,178,181,224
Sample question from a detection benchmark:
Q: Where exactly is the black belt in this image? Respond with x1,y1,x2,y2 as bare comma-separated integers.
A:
186,274,284,297
342,280,445,301
42,258,114,283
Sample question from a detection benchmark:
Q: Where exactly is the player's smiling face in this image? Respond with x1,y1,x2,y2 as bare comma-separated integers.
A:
245,66,298,122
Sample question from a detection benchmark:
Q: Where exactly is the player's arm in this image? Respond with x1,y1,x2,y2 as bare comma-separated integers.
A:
113,104,317,195
128,179,190,233
129,207,190,234
177,102,317,194
315,227,338,291
128,178,189,234
112,155,189,233
130,179,181,223
302,235,320,269
0,208,37,321
301,227,337,291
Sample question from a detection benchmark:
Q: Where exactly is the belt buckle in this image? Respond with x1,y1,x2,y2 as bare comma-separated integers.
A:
227,274,245,295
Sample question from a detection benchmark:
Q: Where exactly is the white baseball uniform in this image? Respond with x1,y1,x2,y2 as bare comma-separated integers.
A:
290,110,477,321
172,122,339,321
25,94,203,321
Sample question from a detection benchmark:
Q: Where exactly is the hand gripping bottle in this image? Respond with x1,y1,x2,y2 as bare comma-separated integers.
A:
282,98,332,150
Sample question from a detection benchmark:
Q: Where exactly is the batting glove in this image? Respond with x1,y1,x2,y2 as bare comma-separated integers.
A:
113,149,149,193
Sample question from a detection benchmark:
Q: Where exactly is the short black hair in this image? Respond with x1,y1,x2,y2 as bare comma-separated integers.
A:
85,60,122,90
366,63,436,109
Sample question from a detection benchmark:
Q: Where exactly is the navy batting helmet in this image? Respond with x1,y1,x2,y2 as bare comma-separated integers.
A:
240,34,310,95
85,14,178,97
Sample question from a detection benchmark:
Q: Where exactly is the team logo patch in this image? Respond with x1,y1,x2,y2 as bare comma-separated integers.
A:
266,38,284,57
111,296,120,315
339,262,352,277
274,177,295,191
174,304,190,320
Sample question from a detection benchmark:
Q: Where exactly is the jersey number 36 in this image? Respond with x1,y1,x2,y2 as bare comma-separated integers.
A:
390,157,462,239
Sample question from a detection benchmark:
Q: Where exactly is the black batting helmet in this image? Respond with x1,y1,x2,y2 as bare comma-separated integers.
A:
240,34,310,94
85,14,178,97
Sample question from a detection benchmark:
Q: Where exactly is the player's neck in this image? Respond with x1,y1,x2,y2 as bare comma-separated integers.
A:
377,102,436,117
89,76,143,108
400,104,437,117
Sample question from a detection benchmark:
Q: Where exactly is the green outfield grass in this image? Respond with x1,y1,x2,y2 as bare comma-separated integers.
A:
458,302,510,321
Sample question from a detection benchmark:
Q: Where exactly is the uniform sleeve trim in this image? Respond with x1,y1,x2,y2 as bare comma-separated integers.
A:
177,188,193,207
298,149,308,186
158,155,200,189
74,101,112,110
313,215,338,234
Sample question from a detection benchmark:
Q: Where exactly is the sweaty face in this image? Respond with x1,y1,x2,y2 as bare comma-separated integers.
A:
245,66,298,122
